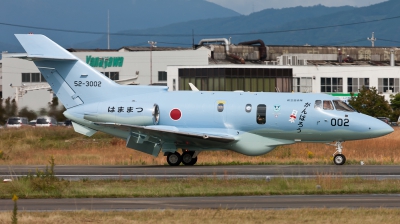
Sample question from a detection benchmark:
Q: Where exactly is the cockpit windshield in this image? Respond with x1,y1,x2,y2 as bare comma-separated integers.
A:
333,100,356,112
323,100,334,110
315,100,356,112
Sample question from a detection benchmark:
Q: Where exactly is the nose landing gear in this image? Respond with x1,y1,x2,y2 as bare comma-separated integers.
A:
330,141,346,165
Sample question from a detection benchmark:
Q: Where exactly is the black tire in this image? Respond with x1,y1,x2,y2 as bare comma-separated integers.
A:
188,156,197,165
333,154,346,165
182,151,197,166
167,152,182,166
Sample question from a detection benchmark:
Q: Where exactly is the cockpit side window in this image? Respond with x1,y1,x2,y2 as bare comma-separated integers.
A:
323,100,334,110
315,100,322,109
333,100,355,112
256,104,266,124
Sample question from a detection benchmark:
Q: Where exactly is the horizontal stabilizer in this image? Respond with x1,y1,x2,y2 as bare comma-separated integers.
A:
15,34,77,60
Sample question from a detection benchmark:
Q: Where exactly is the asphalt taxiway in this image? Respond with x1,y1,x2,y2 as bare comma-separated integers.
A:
1,165,400,180
1,195,400,211
1,165,400,211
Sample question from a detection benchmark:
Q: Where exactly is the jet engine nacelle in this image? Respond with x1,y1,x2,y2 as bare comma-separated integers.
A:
83,101,160,126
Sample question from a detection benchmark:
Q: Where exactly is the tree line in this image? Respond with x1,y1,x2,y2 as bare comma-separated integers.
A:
349,86,400,122
0,97,66,125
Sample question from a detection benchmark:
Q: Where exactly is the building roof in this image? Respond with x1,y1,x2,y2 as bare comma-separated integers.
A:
67,48,118,52
119,46,192,52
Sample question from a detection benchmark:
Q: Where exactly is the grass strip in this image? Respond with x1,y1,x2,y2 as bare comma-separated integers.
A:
1,127,400,165
1,208,400,224
1,176,400,199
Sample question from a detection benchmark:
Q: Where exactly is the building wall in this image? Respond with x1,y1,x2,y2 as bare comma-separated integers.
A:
2,50,208,111
0,60,3,96
167,65,400,101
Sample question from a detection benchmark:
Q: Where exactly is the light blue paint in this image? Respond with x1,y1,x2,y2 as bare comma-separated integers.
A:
15,34,394,165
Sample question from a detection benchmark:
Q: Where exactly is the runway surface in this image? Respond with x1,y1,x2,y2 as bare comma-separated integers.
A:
1,165,400,180
1,195,400,211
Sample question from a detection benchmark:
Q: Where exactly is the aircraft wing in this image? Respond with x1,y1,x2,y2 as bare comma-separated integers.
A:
94,122,236,144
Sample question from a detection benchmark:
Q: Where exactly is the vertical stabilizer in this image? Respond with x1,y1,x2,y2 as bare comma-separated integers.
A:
15,34,120,108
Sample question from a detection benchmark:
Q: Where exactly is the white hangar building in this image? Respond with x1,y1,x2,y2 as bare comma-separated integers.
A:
1,46,208,111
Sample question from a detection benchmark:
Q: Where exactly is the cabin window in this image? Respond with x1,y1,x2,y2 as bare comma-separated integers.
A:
153,104,160,124
256,104,266,124
217,103,224,112
323,100,334,110
314,100,322,109
245,104,252,113
333,100,355,112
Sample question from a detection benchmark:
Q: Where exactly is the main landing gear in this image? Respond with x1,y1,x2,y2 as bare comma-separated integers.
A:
330,141,346,165
166,150,198,166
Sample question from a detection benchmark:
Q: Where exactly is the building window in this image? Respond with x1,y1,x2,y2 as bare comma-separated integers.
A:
321,77,343,93
158,71,167,81
101,72,119,81
348,78,369,92
378,78,399,93
110,72,119,80
31,73,40,82
178,68,293,92
41,74,47,82
293,77,312,92
22,73,30,82
256,104,266,124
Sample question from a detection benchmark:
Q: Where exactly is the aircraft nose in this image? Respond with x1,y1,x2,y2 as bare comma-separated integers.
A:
368,119,394,137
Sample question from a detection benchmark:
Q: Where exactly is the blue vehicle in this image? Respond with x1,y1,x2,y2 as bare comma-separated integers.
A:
14,34,393,166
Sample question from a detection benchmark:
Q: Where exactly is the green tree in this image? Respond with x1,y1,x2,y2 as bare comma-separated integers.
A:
1,97,18,120
38,108,48,116
0,98,5,125
48,97,66,121
348,86,392,118
390,93,400,121
18,107,37,121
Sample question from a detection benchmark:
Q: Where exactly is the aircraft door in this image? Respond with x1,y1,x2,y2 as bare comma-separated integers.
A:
256,104,267,125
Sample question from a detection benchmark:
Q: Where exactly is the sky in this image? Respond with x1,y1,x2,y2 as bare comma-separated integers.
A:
207,0,388,15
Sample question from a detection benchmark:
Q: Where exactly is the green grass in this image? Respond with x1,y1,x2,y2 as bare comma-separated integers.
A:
1,209,400,224
2,176,400,199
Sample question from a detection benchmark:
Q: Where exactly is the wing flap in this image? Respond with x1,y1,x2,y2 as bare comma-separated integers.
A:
94,122,236,143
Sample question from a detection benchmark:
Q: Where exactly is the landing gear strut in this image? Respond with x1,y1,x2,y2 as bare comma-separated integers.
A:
331,141,346,165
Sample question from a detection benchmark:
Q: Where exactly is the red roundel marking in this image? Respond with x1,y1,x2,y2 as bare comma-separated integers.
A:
170,108,182,121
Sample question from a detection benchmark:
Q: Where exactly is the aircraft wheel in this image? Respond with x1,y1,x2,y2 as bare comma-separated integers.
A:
167,152,182,166
182,151,197,166
333,154,346,165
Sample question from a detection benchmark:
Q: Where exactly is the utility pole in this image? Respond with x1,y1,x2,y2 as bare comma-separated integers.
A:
367,32,376,47
148,41,157,85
